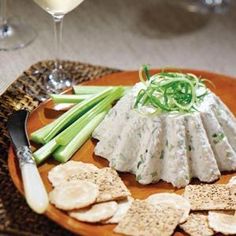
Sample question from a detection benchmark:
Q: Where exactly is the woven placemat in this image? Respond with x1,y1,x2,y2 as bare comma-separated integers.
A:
0,60,119,236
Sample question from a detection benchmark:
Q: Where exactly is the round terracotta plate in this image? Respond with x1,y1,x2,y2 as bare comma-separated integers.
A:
8,69,236,236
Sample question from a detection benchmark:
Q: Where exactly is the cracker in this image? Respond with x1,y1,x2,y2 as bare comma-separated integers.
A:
49,180,99,210
208,211,236,235
146,193,190,223
227,176,236,198
68,167,131,202
48,160,98,187
69,201,118,223
227,176,236,187
114,200,181,236
180,212,214,236
183,184,236,211
105,197,133,224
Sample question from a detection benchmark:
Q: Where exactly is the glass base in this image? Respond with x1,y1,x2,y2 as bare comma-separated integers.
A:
0,17,37,51
180,0,230,14
45,68,73,93
26,65,73,102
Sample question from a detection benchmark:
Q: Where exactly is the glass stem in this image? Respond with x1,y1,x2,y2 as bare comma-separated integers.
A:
0,0,7,26
53,14,64,71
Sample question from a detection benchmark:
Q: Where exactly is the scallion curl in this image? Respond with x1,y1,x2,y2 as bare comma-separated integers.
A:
134,66,210,113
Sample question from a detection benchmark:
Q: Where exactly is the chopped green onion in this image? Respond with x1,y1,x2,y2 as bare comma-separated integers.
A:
134,66,209,113
143,64,151,80
139,65,149,83
53,111,108,163
200,78,216,89
50,94,92,103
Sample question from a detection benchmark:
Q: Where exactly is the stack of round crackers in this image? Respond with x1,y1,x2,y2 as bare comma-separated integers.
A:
48,161,132,224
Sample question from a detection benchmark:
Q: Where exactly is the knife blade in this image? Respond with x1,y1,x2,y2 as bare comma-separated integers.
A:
7,110,49,214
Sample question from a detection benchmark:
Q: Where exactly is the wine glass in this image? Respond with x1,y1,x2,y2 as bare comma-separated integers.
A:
0,0,37,51
181,0,230,14
33,0,85,93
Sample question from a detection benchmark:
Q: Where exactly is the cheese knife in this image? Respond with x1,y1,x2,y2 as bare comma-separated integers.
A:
7,110,49,214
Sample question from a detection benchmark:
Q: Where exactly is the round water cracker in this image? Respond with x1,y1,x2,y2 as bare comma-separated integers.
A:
227,176,236,187
48,160,98,187
146,193,190,223
67,167,131,203
208,211,236,235
69,201,118,223
105,197,133,224
49,180,99,211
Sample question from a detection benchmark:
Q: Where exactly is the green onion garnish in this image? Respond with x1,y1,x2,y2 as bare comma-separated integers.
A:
134,65,209,113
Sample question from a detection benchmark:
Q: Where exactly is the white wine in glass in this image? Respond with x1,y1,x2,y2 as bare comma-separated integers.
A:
34,0,84,15
33,0,85,92
0,0,37,51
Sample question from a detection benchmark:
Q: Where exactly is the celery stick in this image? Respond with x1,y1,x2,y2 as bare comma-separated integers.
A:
33,112,89,165
50,94,92,103
33,106,108,165
73,85,131,95
73,86,113,94
32,87,124,164
33,105,104,164
33,139,59,165
56,87,124,146
53,111,107,163
30,87,114,144
55,105,110,146
30,122,55,144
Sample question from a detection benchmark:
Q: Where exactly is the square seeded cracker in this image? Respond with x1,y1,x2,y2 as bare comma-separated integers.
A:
180,212,214,236
183,184,236,211
114,200,182,236
68,167,130,202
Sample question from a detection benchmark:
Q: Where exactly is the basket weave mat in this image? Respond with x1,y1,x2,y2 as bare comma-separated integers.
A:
0,60,119,236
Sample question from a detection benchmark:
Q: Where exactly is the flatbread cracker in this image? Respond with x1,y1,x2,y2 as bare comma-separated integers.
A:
183,184,236,211
69,201,118,223
49,180,99,210
146,193,190,223
114,200,181,236
180,212,214,236
48,160,98,187
208,211,236,235
68,167,131,202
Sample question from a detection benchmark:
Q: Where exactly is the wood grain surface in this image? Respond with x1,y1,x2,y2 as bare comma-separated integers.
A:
8,69,236,236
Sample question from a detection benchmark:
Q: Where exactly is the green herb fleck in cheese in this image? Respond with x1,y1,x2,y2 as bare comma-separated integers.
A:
212,132,225,144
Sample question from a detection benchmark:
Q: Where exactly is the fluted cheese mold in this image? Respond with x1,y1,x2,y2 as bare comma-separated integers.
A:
93,83,236,188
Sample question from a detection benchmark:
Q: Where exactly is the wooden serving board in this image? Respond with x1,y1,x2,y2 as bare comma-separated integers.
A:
8,69,236,236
